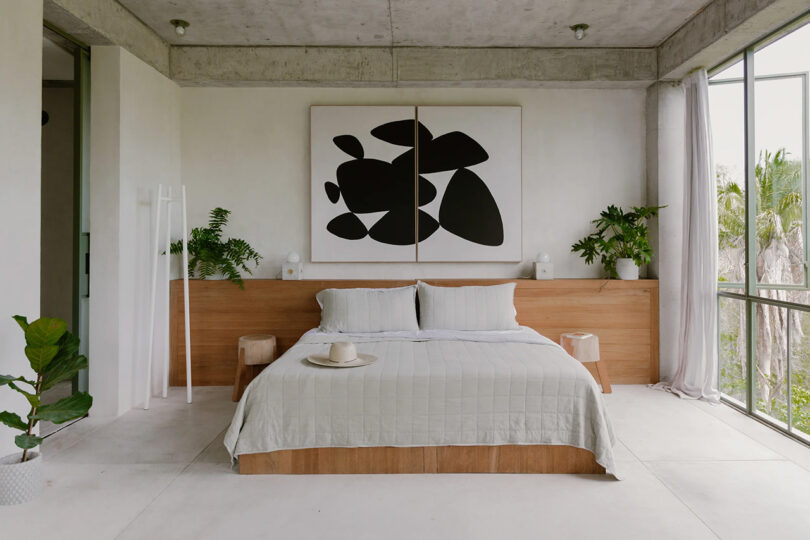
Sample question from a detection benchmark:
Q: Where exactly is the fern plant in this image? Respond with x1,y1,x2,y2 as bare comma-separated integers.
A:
169,208,261,289
571,205,664,278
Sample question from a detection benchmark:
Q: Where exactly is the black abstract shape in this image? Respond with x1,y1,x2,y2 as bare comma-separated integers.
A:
417,210,440,241
323,119,503,248
369,206,416,245
418,176,436,206
333,135,364,159
392,131,489,174
439,168,504,246
324,181,340,203
327,212,368,240
371,120,432,147
336,158,413,214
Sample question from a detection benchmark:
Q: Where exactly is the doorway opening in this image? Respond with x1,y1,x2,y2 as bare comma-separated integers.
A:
40,24,90,437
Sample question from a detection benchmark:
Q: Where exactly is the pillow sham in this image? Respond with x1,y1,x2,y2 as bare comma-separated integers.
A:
417,281,519,331
316,286,419,333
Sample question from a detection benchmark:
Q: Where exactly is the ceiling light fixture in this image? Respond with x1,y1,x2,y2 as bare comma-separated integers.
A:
570,23,589,41
170,19,190,38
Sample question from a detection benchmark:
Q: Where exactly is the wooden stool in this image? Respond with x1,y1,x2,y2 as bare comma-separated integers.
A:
560,332,611,393
233,334,277,401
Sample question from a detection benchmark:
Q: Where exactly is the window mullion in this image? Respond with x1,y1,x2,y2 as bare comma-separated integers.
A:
743,47,757,413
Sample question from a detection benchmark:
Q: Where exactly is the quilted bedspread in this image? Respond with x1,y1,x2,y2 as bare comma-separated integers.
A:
224,328,617,476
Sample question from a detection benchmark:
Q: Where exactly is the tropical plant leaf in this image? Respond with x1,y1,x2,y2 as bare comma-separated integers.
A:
31,392,92,424
12,315,29,332
24,317,67,348
0,411,28,431
25,344,60,373
8,382,40,408
14,434,43,450
42,354,88,391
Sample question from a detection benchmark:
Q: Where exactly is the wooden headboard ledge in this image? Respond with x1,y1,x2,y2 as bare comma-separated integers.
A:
170,278,659,386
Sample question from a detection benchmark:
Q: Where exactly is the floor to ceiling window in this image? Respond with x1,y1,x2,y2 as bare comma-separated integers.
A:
710,14,810,443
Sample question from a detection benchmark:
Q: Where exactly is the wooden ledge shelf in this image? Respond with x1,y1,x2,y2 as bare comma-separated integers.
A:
170,278,658,387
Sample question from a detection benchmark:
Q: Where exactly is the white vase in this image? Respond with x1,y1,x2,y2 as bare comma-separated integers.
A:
0,451,43,505
615,258,639,280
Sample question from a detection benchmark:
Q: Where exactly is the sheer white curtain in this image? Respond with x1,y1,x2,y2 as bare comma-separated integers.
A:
657,70,721,401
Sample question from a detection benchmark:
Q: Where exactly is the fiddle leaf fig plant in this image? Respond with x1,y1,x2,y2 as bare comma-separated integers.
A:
169,207,261,289
1,316,92,462
571,205,664,278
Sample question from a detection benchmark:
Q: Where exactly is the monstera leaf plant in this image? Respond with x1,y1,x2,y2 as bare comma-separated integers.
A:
1,316,92,463
571,205,664,278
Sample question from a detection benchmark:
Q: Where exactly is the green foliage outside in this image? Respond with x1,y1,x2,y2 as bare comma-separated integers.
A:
169,207,262,289
0,316,93,462
717,148,810,437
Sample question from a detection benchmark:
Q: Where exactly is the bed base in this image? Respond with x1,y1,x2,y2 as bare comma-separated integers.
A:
238,445,605,474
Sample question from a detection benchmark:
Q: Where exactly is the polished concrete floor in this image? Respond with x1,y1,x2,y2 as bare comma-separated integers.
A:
2,385,810,539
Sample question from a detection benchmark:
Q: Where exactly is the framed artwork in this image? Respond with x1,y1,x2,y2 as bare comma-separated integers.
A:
311,105,521,262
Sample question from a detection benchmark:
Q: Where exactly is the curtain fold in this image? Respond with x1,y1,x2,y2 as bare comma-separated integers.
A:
656,70,721,401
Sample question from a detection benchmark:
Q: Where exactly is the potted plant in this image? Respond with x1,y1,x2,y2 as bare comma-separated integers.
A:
571,205,663,279
169,207,262,289
1,316,92,505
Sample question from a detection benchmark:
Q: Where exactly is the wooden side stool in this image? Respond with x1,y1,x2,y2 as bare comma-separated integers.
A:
233,334,277,401
560,332,611,393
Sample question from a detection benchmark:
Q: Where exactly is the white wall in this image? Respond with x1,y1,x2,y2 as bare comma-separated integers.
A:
0,0,42,456
180,87,647,279
89,46,181,417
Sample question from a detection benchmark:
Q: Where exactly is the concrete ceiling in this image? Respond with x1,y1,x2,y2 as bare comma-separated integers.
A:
116,0,712,48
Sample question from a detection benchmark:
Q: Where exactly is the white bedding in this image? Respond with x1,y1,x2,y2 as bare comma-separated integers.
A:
224,327,618,476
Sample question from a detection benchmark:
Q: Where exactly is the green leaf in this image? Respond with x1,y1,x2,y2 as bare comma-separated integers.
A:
12,315,29,332
8,382,40,408
31,392,92,424
42,354,88,391
25,317,67,348
0,411,28,431
25,344,60,373
0,374,35,387
14,434,43,450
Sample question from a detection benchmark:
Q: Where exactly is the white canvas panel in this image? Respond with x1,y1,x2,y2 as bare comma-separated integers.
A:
416,106,522,262
311,106,417,262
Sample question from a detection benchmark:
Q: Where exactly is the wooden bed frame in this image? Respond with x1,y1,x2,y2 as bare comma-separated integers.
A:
169,278,657,474
239,445,605,474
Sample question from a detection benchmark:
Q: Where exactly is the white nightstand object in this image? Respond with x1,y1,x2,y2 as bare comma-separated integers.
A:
560,332,611,393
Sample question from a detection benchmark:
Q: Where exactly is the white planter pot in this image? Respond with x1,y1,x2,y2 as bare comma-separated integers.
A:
615,258,640,280
0,451,43,505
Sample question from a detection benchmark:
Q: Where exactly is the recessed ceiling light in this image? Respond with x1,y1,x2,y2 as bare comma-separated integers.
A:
170,19,190,38
570,23,589,41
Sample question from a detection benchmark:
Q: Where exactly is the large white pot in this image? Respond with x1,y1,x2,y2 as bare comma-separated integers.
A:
615,258,640,280
0,451,43,505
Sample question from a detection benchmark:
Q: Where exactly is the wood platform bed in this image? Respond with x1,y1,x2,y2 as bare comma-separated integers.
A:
239,445,604,474
170,279,658,476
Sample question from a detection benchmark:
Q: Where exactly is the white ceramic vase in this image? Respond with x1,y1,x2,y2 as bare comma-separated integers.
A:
0,451,43,505
615,258,640,280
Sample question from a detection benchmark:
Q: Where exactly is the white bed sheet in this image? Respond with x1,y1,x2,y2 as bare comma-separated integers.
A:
224,327,618,476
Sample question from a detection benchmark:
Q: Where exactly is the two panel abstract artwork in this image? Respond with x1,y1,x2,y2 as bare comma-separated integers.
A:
311,106,521,262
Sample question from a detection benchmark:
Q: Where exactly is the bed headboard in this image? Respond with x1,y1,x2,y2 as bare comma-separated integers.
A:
169,278,659,386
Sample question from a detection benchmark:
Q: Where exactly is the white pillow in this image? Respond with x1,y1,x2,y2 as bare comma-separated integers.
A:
316,286,419,333
417,281,519,331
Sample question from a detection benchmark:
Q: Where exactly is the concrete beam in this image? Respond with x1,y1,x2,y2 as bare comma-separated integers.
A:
171,46,657,87
171,47,394,87
44,0,170,76
395,48,657,86
658,0,810,80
